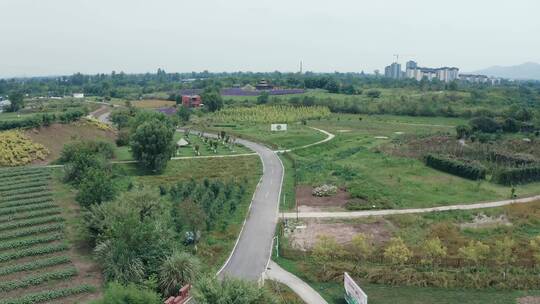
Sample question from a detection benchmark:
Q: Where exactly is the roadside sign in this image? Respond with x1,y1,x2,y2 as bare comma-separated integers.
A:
271,123,287,131
344,272,368,304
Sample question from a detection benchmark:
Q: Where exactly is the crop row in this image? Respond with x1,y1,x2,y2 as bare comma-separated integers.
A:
0,243,68,263
0,167,47,178
0,223,64,241
0,233,63,251
0,216,64,232
0,186,50,197
0,181,49,192
0,266,77,292
0,170,49,180
0,208,62,223
0,191,52,203
0,174,51,186
0,284,95,304
0,255,70,276
0,202,57,217
0,197,53,209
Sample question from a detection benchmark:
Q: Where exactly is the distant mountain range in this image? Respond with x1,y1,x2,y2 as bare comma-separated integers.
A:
472,62,540,80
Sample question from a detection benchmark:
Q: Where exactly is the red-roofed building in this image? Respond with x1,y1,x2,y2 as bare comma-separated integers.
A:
181,95,202,108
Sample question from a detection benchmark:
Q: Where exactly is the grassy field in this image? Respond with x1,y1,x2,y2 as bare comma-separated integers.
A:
274,254,540,304
0,167,100,304
275,200,540,303
276,114,540,210
202,123,326,150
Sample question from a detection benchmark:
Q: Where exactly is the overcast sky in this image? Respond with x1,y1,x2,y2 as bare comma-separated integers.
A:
1,0,539,77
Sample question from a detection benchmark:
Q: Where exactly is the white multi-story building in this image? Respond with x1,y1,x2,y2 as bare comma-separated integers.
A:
404,61,459,83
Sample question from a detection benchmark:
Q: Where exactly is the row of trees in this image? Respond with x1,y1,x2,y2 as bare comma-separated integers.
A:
311,234,540,282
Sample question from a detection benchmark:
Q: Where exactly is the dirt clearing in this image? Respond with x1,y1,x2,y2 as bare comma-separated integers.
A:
296,185,350,212
289,218,392,250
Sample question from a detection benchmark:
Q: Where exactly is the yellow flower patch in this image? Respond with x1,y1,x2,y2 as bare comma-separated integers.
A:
0,130,50,166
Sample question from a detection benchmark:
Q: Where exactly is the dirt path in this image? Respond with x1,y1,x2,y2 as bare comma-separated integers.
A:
282,194,540,219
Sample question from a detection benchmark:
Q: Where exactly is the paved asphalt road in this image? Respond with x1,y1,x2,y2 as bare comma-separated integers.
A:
218,137,283,280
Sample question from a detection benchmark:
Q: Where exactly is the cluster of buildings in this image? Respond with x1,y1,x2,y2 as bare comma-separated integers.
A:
384,61,501,85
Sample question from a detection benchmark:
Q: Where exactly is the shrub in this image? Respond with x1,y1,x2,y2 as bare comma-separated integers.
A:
90,283,161,304
492,166,540,185
193,276,277,304
455,124,471,139
469,116,501,133
425,154,486,180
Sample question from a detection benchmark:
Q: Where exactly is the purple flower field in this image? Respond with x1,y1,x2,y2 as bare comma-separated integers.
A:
156,107,177,115
180,88,305,96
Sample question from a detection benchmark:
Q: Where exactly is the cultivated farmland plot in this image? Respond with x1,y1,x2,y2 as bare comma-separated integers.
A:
0,167,98,304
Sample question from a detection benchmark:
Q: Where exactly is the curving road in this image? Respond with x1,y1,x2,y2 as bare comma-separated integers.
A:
217,137,283,280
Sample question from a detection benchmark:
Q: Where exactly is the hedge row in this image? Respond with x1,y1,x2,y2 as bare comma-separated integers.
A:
0,216,63,232
0,208,62,222
488,151,538,166
0,203,57,217
0,233,63,251
0,267,77,292
0,223,64,241
425,154,487,180
493,166,540,185
0,197,54,210
0,284,94,304
0,110,85,131
0,255,70,276
0,243,68,263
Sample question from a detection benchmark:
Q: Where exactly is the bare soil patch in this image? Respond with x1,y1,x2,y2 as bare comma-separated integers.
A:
25,122,116,164
290,219,392,250
296,185,350,211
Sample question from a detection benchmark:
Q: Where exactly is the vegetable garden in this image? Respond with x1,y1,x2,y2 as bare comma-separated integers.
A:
0,167,97,304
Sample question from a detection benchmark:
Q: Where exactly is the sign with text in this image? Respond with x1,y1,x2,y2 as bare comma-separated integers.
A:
344,272,368,304
270,123,287,131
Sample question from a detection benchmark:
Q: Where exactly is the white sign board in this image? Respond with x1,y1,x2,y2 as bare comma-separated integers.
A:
344,272,367,304
270,124,287,131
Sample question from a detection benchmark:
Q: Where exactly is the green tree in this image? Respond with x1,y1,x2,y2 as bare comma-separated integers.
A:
76,168,116,207
455,124,472,139
89,189,176,283
91,282,161,304
193,276,277,304
257,91,270,104
201,88,223,112
313,235,345,275
130,119,175,172
177,106,191,124
383,237,412,266
7,91,24,112
421,237,447,270
159,252,201,296
366,90,381,99
458,240,490,269
493,237,515,279
529,236,540,267
350,233,373,262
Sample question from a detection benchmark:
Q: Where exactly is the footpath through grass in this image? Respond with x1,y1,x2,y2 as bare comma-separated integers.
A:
283,114,540,209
